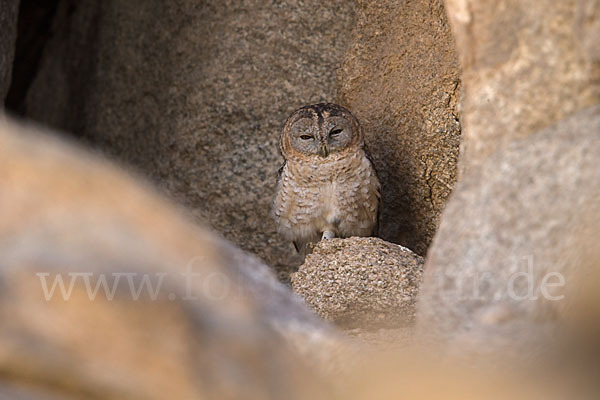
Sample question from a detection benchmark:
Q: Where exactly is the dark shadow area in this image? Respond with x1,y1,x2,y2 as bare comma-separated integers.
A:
6,0,102,140
5,0,60,115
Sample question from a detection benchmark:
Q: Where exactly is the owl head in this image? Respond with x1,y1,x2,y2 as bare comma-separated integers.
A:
280,103,364,159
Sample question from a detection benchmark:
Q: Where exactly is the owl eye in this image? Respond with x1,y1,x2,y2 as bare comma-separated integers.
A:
329,128,343,137
299,135,314,140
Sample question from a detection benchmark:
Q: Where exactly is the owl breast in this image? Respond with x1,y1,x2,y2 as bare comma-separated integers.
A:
272,149,380,246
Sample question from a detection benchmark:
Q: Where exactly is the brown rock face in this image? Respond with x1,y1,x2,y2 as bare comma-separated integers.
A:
417,0,600,353
0,118,334,399
337,0,461,255
445,0,600,169
292,237,423,329
22,0,356,277
0,0,19,104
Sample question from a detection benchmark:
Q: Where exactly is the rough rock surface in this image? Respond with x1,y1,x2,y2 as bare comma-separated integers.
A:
21,0,356,279
337,0,461,255
417,105,600,353
0,118,338,399
292,237,424,329
445,0,600,170
0,0,19,104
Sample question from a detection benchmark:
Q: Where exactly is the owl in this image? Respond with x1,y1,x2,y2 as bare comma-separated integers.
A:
272,103,381,255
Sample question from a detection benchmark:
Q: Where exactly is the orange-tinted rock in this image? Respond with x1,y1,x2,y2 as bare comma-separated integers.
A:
337,0,461,255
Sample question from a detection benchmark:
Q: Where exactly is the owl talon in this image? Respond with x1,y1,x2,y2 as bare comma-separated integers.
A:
322,230,335,240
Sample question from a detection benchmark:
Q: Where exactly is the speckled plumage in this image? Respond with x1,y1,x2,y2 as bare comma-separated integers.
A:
272,103,380,254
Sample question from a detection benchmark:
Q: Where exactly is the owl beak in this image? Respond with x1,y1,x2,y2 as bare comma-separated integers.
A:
319,144,329,158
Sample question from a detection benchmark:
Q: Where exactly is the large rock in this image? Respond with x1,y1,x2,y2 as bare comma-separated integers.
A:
0,118,337,399
22,0,356,278
0,0,19,104
445,0,600,169
292,237,423,329
416,0,600,354
337,0,461,255
417,105,600,352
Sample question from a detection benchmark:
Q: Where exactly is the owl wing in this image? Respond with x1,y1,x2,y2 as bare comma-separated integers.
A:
363,146,381,237
276,160,301,252
276,160,286,185
373,198,381,237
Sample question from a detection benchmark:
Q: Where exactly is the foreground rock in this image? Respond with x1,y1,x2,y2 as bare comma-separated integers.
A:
337,0,461,255
0,0,19,104
0,118,337,399
416,0,600,356
417,106,600,353
445,0,600,170
292,237,423,329
21,0,356,278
